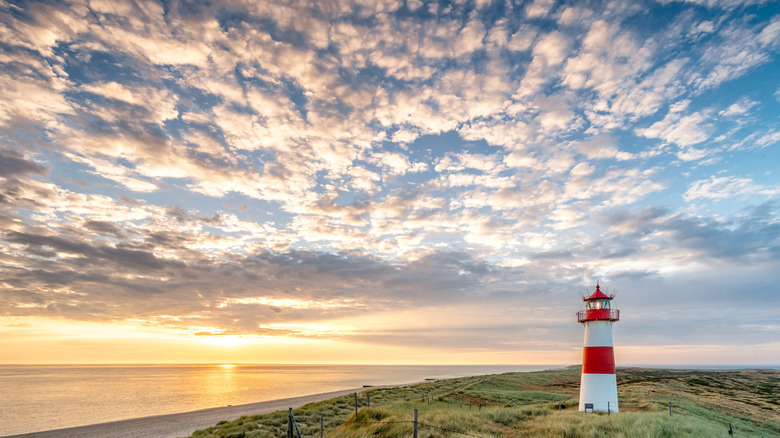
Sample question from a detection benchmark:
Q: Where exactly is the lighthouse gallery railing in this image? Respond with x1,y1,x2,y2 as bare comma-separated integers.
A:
577,309,619,322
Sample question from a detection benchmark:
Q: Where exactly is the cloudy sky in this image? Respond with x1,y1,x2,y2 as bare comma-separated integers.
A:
1,0,779,365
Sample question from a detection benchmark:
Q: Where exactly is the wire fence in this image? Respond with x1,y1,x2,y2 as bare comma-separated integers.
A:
288,407,496,438
284,392,629,438
284,393,506,438
283,394,740,438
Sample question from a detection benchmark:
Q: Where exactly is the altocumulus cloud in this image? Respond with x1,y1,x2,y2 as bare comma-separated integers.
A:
1,0,779,363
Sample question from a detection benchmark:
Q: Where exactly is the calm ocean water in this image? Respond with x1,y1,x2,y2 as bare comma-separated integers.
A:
0,364,561,435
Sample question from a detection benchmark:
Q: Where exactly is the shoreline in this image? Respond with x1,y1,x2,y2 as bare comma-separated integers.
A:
1,383,416,438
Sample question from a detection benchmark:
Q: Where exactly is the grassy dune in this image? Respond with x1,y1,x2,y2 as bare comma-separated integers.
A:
189,367,780,437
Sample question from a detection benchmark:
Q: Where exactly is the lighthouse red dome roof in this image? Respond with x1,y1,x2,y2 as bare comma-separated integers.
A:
584,284,613,301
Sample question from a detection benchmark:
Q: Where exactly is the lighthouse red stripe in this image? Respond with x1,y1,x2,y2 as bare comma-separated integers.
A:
582,346,615,374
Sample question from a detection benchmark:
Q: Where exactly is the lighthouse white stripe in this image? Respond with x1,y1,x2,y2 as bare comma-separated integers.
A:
583,320,614,347
578,373,619,412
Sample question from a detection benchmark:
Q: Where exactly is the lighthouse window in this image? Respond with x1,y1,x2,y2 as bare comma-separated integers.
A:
587,300,610,310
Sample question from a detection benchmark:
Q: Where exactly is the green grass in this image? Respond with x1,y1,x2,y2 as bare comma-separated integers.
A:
189,367,780,437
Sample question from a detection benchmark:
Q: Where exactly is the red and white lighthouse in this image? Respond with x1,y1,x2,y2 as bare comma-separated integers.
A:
577,284,619,412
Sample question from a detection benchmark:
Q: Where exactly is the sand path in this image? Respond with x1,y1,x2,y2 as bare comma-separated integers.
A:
2,385,399,438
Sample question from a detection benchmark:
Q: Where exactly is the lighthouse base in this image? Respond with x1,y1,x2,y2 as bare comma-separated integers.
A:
579,373,619,413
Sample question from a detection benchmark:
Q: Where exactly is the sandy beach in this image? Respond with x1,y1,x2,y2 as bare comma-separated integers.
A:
2,386,383,438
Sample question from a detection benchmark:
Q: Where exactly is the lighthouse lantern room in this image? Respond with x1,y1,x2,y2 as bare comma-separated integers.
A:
577,284,620,413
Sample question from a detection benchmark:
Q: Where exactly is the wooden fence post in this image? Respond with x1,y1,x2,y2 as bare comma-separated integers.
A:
354,392,358,417
669,402,672,417
413,408,418,438
288,408,301,438
287,408,292,438
367,395,370,407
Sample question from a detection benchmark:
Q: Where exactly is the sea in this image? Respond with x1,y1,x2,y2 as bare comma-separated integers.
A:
0,364,562,436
